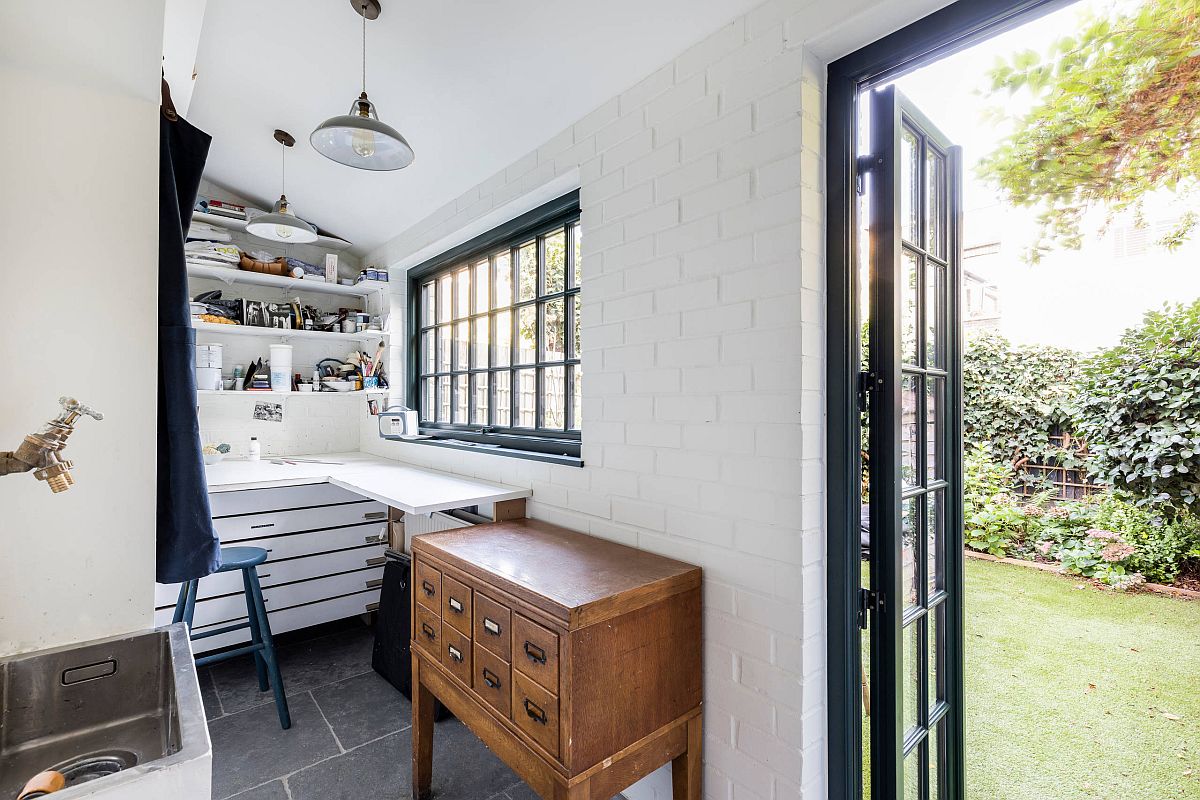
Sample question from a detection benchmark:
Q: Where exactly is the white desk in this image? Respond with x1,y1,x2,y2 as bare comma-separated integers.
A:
204,451,531,515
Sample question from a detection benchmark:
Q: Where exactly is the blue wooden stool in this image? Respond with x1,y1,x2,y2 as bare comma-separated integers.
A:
173,546,291,729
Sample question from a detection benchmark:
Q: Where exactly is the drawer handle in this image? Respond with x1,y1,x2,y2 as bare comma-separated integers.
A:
365,578,383,589
363,511,387,520
482,668,501,689
366,602,380,612
448,597,464,614
447,644,464,663
523,699,548,725
365,556,386,567
523,641,547,665
365,534,385,544
250,522,275,529
483,618,501,636
421,622,436,640
421,580,436,597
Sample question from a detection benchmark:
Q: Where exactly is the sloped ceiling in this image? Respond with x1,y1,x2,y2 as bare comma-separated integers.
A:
185,0,764,255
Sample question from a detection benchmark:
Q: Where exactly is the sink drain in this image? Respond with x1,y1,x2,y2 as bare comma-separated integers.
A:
52,751,137,786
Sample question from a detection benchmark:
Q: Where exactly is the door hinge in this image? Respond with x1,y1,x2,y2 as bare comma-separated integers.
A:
858,588,883,630
856,370,878,413
856,154,883,195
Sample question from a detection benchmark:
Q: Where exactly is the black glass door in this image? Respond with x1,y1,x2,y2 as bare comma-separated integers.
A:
867,84,963,800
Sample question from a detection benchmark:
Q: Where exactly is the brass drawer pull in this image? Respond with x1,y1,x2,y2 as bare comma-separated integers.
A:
482,668,501,689
421,622,436,640
448,644,464,663
523,699,547,725
365,578,383,589
365,556,386,567
523,641,547,665
422,580,436,597
483,618,501,636
365,602,380,612
448,597,464,613
365,533,385,544
363,510,387,520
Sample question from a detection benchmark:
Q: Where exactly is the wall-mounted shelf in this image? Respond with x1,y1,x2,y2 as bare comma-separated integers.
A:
192,210,353,251
197,389,388,399
192,319,387,343
187,263,389,299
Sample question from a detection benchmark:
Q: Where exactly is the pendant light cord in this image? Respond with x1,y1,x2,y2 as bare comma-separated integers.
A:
280,141,286,195
361,2,367,95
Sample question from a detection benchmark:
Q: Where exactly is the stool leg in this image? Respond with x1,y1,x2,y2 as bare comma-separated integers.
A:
242,568,269,692
247,568,290,729
181,580,199,629
171,582,190,624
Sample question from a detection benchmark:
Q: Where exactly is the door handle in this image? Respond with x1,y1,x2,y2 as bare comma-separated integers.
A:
483,618,501,636
365,533,386,544
365,602,380,612
365,578,383,589
523,699,547,725
523,641,547,665
421,622,436,640
421,580,436,597
447,644,464,663
448,597,464,614
363,510,387,520
250,522,275,529
482,668,501,689
365,556,386,567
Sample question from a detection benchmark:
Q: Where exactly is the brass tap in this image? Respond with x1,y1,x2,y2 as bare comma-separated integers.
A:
1,397,103,493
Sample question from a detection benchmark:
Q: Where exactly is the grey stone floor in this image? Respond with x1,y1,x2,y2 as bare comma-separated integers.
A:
201,622,540,800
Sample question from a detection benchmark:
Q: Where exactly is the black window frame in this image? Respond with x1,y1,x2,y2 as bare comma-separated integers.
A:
408,191,582,464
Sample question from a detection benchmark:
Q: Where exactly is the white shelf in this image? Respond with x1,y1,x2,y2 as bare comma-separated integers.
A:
197,389,387,399
187,263,389,298
192,319,387,343
192,210,353,251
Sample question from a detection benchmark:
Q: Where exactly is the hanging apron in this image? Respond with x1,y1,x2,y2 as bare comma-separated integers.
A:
157,108,221,584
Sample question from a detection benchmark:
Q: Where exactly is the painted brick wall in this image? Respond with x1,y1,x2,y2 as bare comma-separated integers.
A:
362,1,828,798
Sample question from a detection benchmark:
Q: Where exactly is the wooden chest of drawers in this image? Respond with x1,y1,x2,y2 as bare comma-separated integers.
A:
410,519,703,800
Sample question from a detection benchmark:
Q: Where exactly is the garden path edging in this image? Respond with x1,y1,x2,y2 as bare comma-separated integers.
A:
963,549,1200,600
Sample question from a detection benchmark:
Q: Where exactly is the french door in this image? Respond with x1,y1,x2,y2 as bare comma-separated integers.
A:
866,85,963,800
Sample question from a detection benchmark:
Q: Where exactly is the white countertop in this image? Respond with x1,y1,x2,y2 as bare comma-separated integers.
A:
204,451,530,516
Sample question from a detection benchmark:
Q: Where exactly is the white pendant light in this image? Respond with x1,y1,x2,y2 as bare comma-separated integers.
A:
310,0,414,171
246,130,318,244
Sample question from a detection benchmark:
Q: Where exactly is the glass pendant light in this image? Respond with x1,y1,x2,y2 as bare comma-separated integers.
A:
310,0,414,171
246,130,318,244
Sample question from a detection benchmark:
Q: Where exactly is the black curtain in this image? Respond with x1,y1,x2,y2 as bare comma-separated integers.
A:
157,111,221,584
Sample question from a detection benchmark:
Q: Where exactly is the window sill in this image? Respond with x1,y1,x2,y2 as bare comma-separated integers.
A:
401,436,584,468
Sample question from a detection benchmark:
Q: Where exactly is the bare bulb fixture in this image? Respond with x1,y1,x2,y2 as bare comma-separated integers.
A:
246,130,318,244
310,0,414,171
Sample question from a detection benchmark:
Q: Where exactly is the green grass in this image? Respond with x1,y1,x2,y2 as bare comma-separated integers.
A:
965,558,1200,800
861,558,1200,798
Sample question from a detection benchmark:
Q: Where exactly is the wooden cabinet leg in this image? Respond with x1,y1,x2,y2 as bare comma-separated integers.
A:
412,654,435,800
671,715,702,800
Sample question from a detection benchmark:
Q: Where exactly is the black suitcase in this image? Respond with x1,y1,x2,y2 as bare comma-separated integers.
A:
371,549,450,719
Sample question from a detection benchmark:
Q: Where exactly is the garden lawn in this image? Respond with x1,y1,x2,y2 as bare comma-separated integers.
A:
966,557,1200,800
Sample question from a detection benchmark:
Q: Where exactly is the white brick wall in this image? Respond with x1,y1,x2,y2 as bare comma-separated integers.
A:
362,1,829,798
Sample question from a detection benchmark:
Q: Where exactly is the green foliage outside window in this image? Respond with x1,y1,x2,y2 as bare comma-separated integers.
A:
978,0,1200,262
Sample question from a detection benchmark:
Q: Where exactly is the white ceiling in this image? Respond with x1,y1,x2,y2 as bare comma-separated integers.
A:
186,0,763,255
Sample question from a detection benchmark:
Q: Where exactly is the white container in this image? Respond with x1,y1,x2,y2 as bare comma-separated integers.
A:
248,436,261,461
196,343,223,369
195,367,221,391
268,344,293,392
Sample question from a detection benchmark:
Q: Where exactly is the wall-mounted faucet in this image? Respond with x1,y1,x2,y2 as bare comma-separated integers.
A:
1,397,104,493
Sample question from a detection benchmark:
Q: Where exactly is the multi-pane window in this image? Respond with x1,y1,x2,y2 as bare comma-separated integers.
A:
413,207,581,454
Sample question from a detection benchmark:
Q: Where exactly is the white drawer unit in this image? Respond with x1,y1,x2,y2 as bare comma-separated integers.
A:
160,483,394,653
213,501,387,543
208,482,367,517
154,541,386,608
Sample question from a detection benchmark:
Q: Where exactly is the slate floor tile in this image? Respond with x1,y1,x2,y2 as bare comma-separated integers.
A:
210,626,374,714
311,670,411,749
209,693,340,799
227,780,290,800
198,667,224,721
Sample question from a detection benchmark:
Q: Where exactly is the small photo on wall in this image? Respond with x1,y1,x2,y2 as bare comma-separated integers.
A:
252,402,284,423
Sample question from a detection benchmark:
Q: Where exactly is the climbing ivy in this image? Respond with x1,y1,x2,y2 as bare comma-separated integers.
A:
963,332,1085,484
1074,300,1200,509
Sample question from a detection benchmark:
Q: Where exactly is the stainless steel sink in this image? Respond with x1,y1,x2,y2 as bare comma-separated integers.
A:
0,624,210,799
